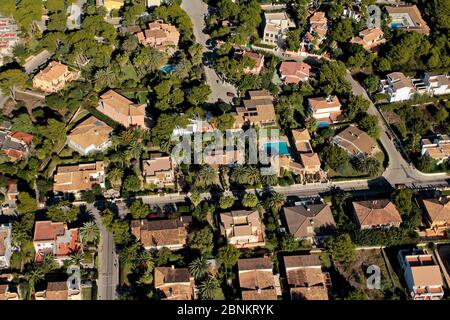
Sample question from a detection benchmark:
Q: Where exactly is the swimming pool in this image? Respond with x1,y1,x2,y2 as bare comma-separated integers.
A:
317,121,330,128
390,22,403,29
264,141,290,156
160,65,175,73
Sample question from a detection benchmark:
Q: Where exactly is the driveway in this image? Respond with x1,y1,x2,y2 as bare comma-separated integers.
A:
181,0,237,103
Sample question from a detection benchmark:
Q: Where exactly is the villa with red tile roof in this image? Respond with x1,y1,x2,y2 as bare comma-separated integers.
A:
53,161,105,194
279,61,311,84
352,199,403,230
242,51,264,75
350,28,385,51
219,210,265,248
67,116,113,156
308,96,342,125
237,257,279,300
142,153,175,188
97,90,146,128
304,11,328,50
35,281,81,300
0,130,32,161
32,61,76,93
154,266,195,300
136,20,180,55
33,221,81,265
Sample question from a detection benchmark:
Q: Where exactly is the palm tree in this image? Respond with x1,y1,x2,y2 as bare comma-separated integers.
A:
189,257,208,280
80,221,100,245
107,167,124,190
23,266,45,300
198,275,220,300
11,220,31,249
94,67,115,90
133,251,154,271
244,166,261,185
261,174,278,186
195,165,220,188
230,165,248,185
69,250,85,266
265,192,286,213
126,140,144,161
366,158,382,177
189,191,203,208
242,193,259,208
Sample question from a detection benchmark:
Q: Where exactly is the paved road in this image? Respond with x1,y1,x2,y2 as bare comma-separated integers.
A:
181,0,237,103
345,73,449,185
90,204,119,300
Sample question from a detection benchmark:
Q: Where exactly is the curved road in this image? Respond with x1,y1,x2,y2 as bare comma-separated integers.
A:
181,0,237,104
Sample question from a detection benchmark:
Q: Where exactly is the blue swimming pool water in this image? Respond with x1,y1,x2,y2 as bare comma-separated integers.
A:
317,121,330,127
264,141,290,155
160,65,175,73
391,22,403,29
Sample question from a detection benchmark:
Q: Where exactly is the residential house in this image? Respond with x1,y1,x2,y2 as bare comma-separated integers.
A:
420,197,450,232
421,134,450,165
35,281,81,300
304,11,328,50
202,148,244,168
96,0,125,12
67,116,113,156
242,51,264,75
291,128,312,153
385,5,430,35
130,217,189,250
283,255,329,300
299,153,322,175
22,49,53,74
308,96,342,126
237,257,279,300
332,126,380,158
0,130,33,161
32,61,75,93
0,17,19,66
342,4,362,21
233,90,276,128
5,180,18,201
282,203,336,244
398,249,444,300
423,73,450,96
142,153,175,188
279,61,311,84
33,221,81,264
53,161,105,194
352,199,403,230
154,266,195,300
350,28,385,51
0,224,12,269
98,90,146,128
219,210,265,248
261,11,295,47
379,72,416,102
0,284,19,300
136,20,180,54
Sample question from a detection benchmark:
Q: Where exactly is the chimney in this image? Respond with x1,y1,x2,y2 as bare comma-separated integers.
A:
171,265,175,270
306,206,311,212
310,219,314,225
141,220,144,227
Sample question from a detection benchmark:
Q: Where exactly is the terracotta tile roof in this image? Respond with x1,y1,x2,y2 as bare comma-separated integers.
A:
100,90,146,117
131,219,188,248
241,288,278,300
421,197,450,225
10,131,33,145
352,199,403,228
236,90,276,126
333,126,379,156
279,61,311,84
53,161,104,193
220,210,261,235
143,155,173,177
154,267,193,300
308,96,341,112
290,286,329,300
385,5,430,35
283,254,321,269
309,11,326,23
300,152,321,169
282,204,335,239
410,265,443,287
45,281,68,300
424,144,450,161
238,257,273,271
33,221,66,241
68,116,112,150
34,61,68,82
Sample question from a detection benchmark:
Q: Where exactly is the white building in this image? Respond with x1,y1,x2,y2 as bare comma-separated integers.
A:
423,73,450,96
307,96,342,126
398,249,444,300
379,72,416,102
0,17,19,66
421,134,450,164
261,12,295,47
0,223,12,269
